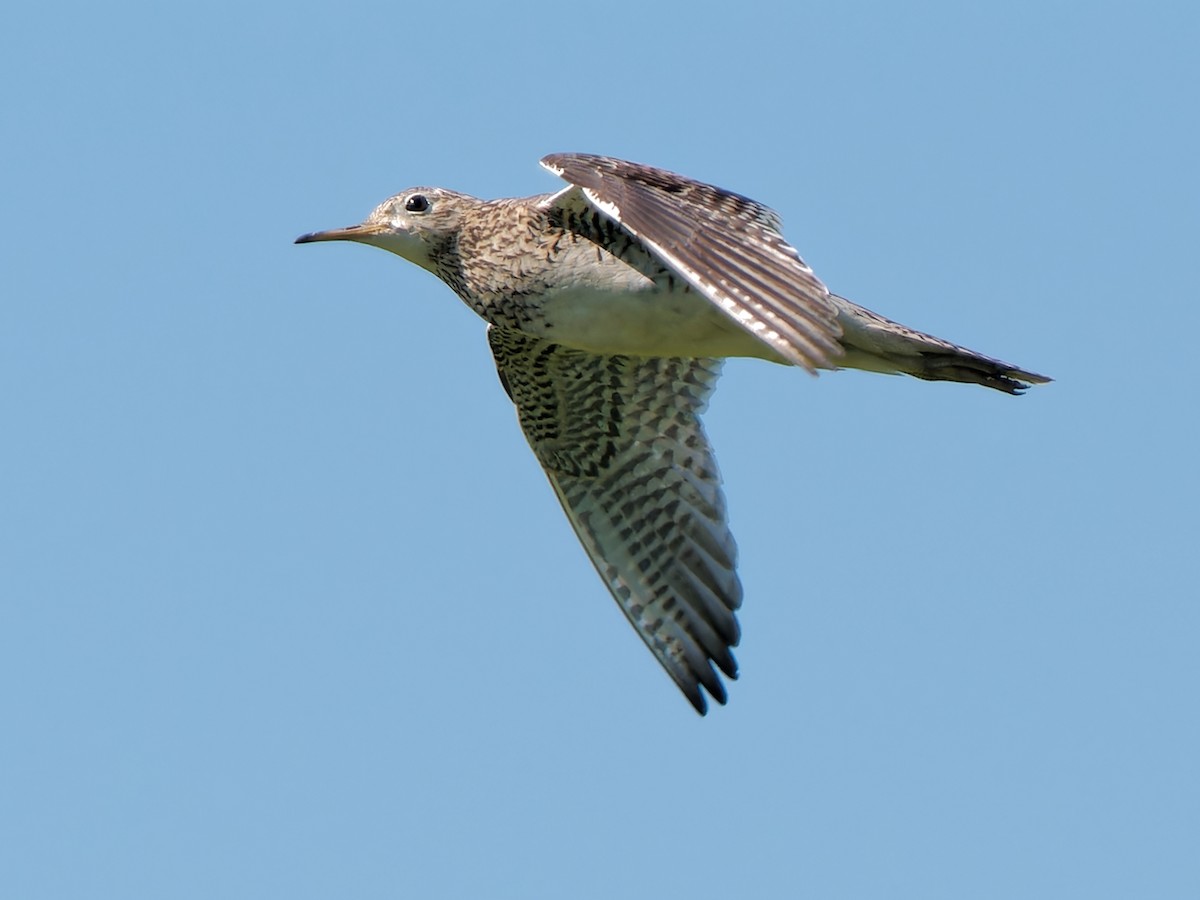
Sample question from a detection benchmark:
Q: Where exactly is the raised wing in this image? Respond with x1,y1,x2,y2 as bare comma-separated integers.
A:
488,325,742,714
540,152,843,373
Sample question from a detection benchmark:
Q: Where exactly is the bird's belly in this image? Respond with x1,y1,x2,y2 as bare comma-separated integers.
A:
534,281,779,360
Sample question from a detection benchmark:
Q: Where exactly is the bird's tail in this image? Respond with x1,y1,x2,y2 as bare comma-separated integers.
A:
829,295,1051,395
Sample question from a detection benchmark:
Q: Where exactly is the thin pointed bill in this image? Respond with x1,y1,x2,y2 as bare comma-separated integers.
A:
294,223,388,244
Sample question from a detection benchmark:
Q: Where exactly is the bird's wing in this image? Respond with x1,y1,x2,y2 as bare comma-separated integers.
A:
488,325,742,714
540,152,843,373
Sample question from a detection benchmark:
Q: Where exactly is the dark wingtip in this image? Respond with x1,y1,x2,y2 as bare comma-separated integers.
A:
683,682,709,716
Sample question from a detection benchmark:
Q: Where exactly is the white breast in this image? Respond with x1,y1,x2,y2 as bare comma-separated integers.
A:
533,262,781,361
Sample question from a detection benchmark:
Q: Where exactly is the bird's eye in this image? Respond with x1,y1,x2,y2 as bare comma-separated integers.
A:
405,194,430,213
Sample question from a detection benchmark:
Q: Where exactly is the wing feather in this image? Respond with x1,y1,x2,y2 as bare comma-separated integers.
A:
488,325,742,714
541,153,843,373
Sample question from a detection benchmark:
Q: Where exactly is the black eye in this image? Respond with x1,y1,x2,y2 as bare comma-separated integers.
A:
405,194,430,213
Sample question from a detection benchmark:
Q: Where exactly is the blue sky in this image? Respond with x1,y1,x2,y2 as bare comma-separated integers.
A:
2,2,1197,897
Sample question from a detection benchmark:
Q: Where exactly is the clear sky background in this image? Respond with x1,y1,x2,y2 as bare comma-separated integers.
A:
3,2,1197,898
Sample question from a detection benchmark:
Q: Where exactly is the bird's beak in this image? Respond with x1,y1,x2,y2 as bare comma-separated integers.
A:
294,222,389,244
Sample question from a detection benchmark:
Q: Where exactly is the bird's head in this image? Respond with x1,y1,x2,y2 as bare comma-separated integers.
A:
295,187,472,272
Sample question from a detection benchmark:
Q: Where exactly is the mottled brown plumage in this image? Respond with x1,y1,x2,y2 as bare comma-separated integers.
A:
297,153,1050,713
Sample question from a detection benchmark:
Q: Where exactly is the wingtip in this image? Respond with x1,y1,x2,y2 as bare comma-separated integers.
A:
539,154,567,177
540,152,616,179
686,665,731,716
681,674,730,716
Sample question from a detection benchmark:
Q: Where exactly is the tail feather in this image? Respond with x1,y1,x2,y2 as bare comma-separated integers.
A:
830,294,1051,395
909,355,1050,395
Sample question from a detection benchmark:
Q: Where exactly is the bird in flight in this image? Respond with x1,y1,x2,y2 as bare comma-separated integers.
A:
296,153,1049,714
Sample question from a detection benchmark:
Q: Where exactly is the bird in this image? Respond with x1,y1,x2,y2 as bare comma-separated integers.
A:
296,153,1049,714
